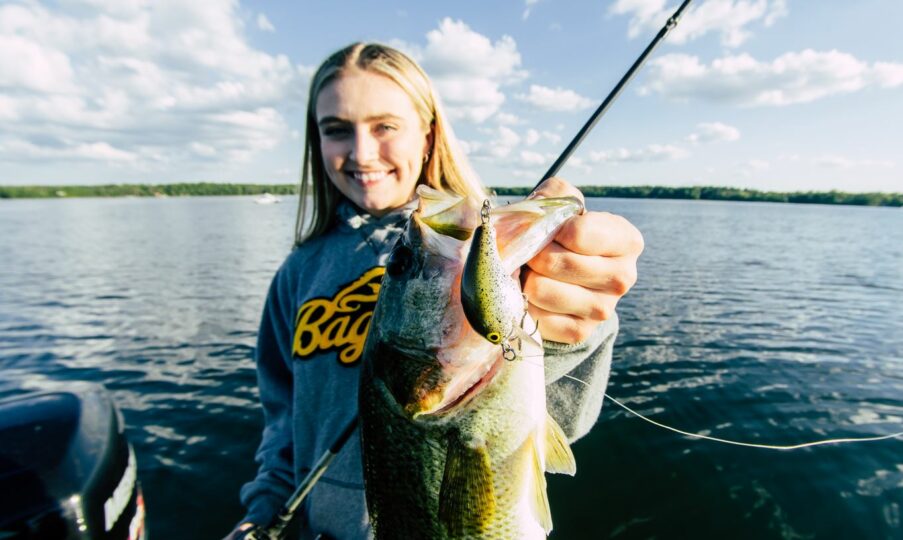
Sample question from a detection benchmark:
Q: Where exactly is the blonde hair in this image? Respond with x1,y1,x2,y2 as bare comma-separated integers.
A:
294,42,487,245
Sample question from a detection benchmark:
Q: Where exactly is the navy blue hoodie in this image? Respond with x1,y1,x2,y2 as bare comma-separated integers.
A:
239,200,618,539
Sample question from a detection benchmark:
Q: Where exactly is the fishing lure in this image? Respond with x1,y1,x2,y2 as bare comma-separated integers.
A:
461,200,536,360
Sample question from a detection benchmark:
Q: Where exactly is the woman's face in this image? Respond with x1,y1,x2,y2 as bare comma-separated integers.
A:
315,70,432,217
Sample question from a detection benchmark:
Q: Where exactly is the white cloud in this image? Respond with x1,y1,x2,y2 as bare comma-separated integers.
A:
589,144,689,163
71,141,138,162
458,139,480,156
567,156,592,174
520,150,548,165
814,155,895,170
815,155,854,169
861,159,896,168
687,121,740,143
0,0,305,172
511,169,537,179
642,50,903,106
4,138,138,163
0,35,76,92
610,0,667,36
190,142,217,157
610,0,789,48
523,0,541,20
466,123,567,170
470,126,522,160
516,84,594,111
0,95,17,121
211,107,286,161
395,19,526,123
256,13,274,32
522,128,562,146
493,126,521,158
57,0,150,18
507,157,586,180
737,158,769,178
542,131,562,145
495,112,523,125
764,0,787,26
874,62,903,87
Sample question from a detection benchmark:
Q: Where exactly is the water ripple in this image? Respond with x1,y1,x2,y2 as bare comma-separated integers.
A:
3,197,902,539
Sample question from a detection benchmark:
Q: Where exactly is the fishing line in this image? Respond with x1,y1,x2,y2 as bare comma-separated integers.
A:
515,354,902,449
560,373,903,450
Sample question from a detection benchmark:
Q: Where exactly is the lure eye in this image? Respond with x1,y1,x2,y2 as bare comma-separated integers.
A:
486,332,501,344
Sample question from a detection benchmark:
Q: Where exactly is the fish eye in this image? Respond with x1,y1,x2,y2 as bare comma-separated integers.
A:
386,244,413,277
487,332,501,343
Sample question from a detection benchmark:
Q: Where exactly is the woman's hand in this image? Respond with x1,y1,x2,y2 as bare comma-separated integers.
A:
522,177,643,344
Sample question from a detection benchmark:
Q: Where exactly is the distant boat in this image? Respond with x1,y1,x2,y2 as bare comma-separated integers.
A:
254,192,281,204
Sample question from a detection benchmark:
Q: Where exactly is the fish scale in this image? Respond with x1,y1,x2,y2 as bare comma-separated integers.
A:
360,186,582,539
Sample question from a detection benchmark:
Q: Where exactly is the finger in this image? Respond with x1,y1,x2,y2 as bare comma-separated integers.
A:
526,303,600,345
522,268,615,321
554,211,644,257
527,243,638,294
529,177,585,208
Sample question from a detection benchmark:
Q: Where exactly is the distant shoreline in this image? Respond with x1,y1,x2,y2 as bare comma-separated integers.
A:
1,183,901,207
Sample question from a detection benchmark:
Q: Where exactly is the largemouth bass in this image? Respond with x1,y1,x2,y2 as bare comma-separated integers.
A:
360,186,584,539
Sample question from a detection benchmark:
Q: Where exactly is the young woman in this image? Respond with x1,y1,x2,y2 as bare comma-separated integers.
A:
227,42,643,539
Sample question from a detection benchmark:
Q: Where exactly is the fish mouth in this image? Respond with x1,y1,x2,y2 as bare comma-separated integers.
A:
417,355,504,417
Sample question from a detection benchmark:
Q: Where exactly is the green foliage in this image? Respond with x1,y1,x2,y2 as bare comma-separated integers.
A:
492,185,903,207
0,183,299,199
1,183,900,207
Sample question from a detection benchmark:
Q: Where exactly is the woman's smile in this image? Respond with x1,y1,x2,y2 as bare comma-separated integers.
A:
346,169,394,185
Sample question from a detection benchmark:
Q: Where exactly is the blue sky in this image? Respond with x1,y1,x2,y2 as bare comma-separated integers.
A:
1,0,901,192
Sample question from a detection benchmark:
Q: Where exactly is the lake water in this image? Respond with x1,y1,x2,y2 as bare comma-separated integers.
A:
1,195,901,539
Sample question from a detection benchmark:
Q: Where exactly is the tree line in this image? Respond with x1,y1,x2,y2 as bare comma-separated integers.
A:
0,183,299,199
493,185,903,207
1,183,901,207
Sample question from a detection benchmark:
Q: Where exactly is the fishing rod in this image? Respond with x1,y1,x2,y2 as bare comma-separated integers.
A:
246,3,694,538
536,0,692,189
243,417,359,540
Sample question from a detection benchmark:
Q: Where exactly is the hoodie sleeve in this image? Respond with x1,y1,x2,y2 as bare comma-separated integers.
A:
543,313,619,443
238,266,298,527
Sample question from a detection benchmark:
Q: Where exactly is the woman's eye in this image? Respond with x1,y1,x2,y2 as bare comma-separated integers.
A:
376,124,397,133
322,126,350,137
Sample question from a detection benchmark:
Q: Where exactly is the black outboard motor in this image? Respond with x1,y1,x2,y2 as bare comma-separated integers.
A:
0,384,146,539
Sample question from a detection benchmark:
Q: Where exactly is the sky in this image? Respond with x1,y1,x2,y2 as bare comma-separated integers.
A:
1,0,902,192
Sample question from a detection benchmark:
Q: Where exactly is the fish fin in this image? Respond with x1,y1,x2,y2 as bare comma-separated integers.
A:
530,438,554,534
439,441,496,536
416,185,474,240
544,413,577,476
491,195,582,217
493,196,583,273
416,184,464,217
